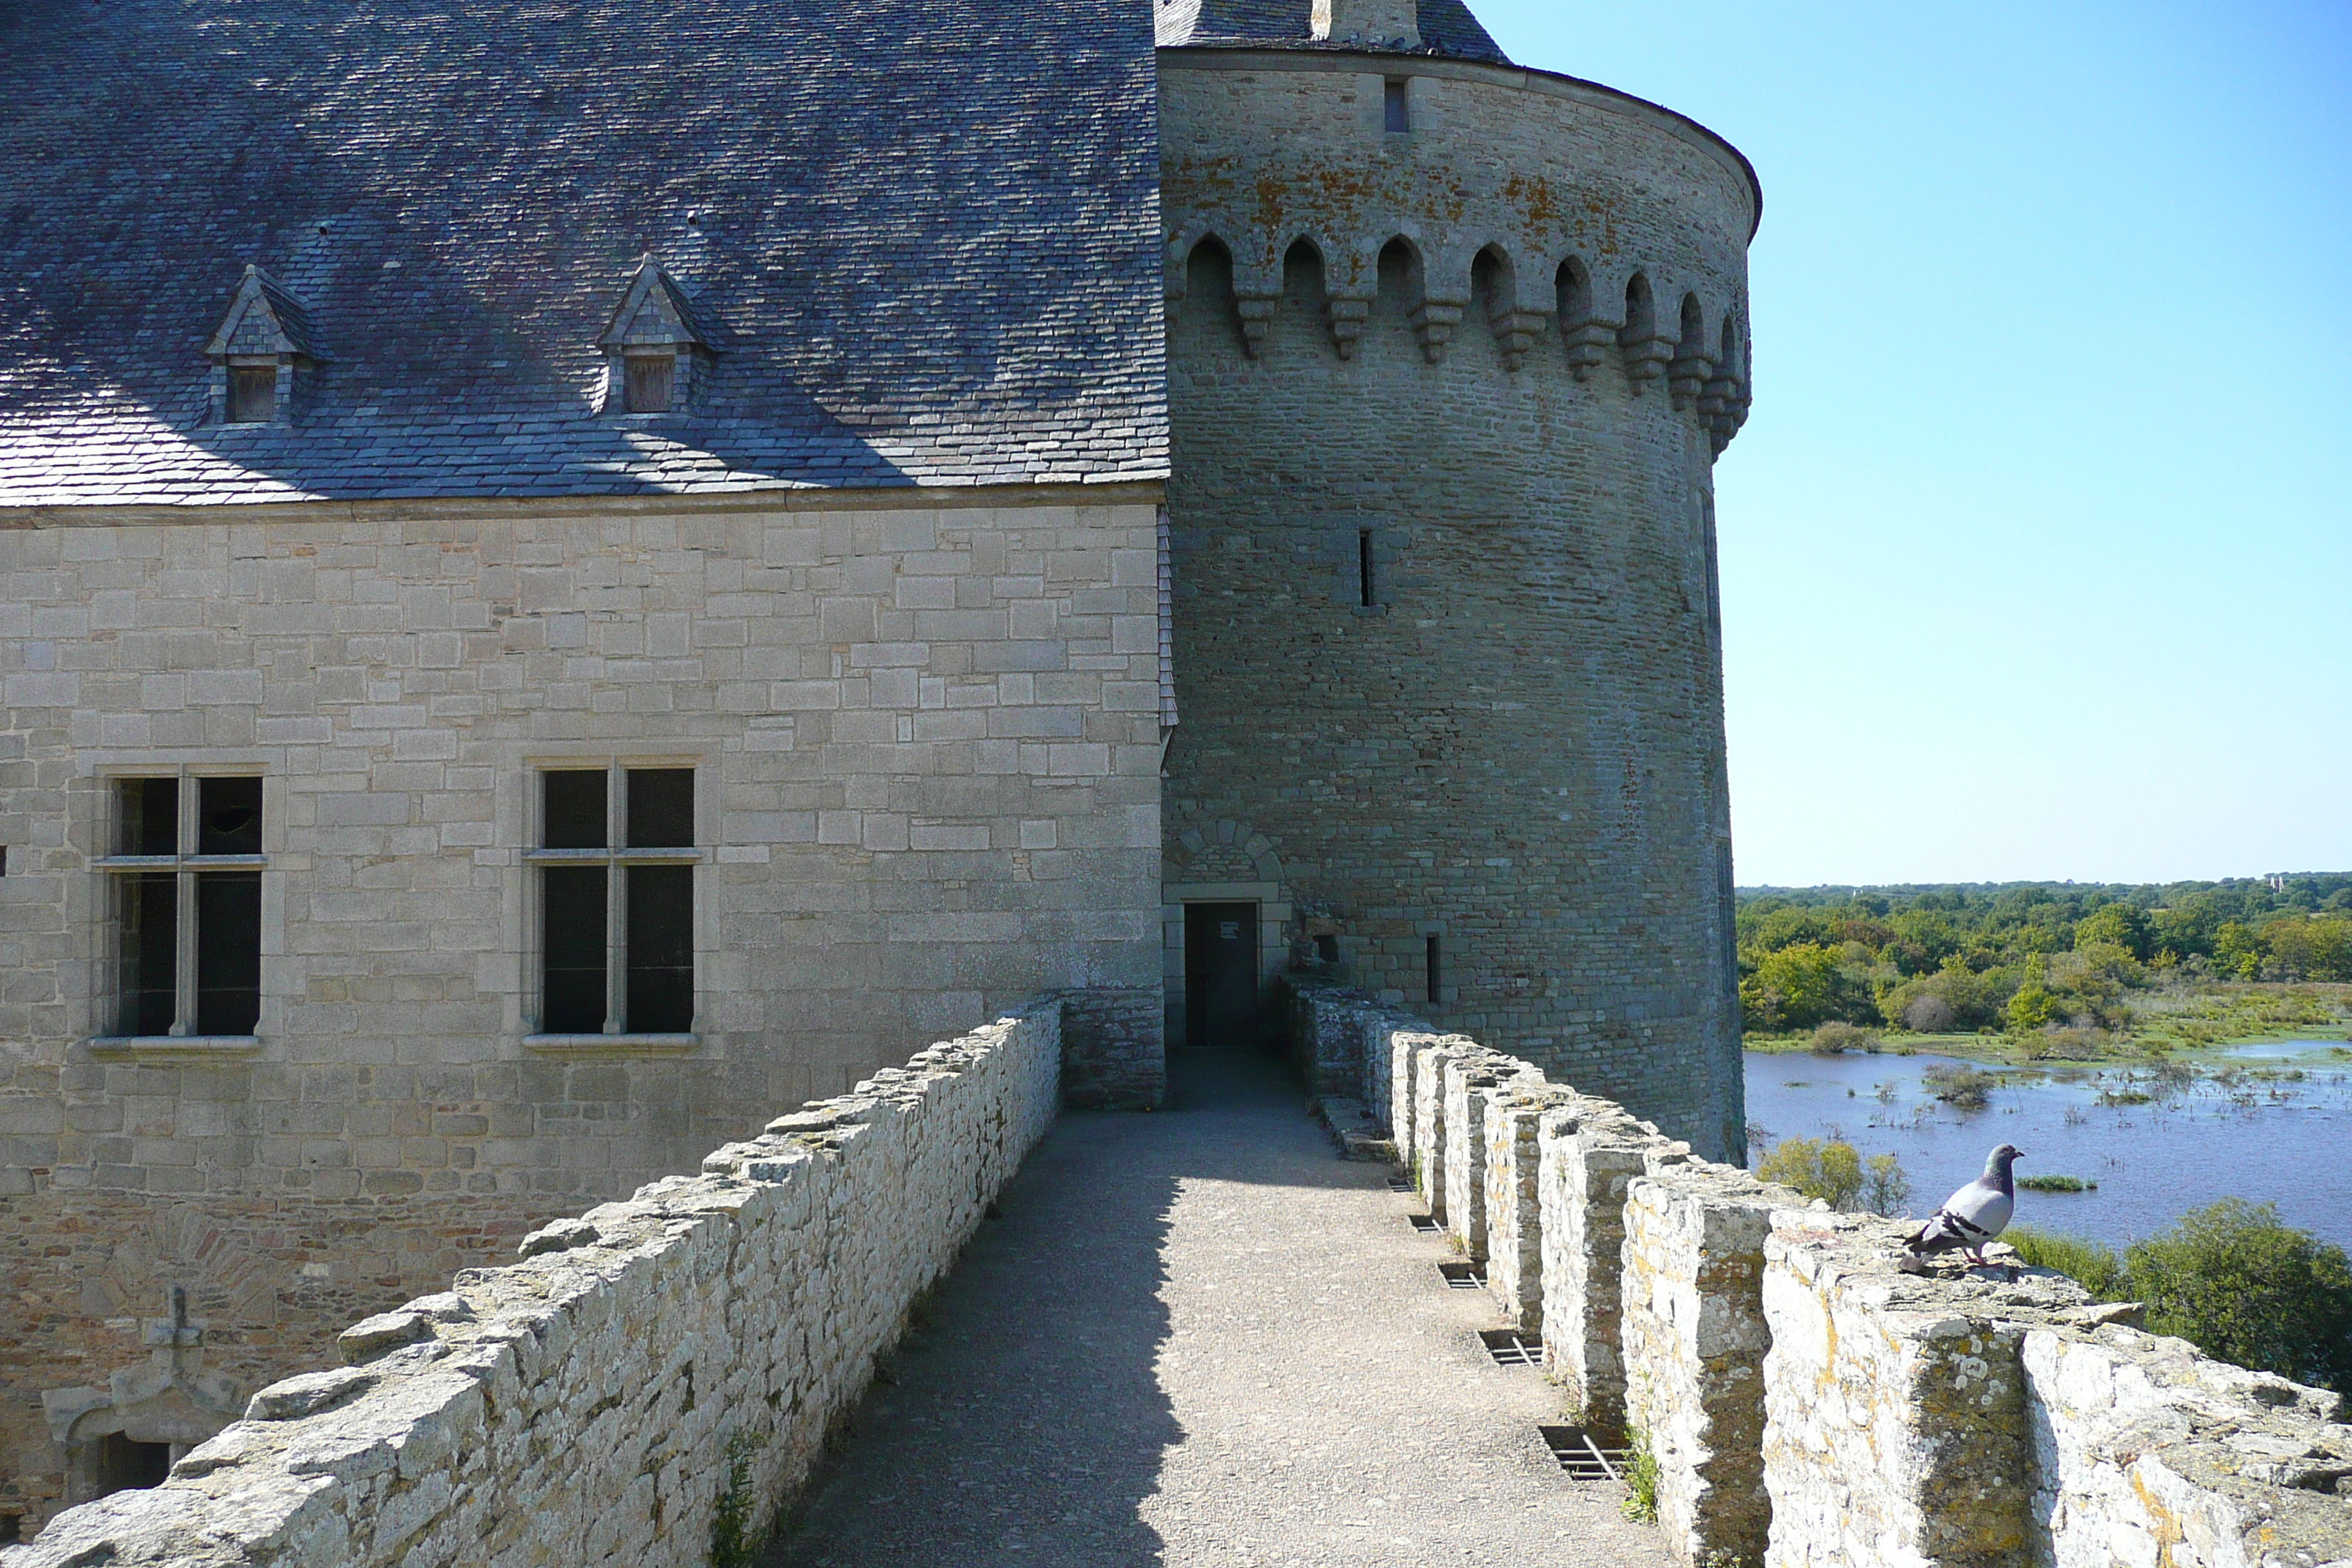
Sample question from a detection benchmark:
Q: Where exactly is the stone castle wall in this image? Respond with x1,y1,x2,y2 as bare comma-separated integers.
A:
0,487,1165,1529
4,1003,1063,1567
1158,48,1752,1157
1292,981,2352,1567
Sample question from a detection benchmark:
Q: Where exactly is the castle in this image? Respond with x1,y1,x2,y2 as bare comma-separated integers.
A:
0,0,1754,1535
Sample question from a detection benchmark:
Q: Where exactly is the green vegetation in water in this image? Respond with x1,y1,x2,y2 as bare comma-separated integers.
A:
2008,1200,2352,1397
1619,1425,1661,1525
1755,1137,1910,1216
1923,1064,1999,1109
1734,875,2352,1061
2018,1175,2095,1192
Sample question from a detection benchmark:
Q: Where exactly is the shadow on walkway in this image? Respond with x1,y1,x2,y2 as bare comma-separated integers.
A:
761,1047,1667,1568
761,1049,1308,1566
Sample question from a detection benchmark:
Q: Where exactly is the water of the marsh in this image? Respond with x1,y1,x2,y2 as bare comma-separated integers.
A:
1741,1039,2352,1251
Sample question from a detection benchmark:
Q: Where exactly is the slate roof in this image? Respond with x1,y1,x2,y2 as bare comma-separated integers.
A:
0,0,1168,508
1154,0,1509,62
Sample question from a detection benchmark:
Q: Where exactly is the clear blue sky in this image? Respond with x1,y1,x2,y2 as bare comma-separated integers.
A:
1475,1,2352,888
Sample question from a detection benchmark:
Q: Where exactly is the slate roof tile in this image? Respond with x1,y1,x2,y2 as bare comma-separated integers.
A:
0,0,1169,507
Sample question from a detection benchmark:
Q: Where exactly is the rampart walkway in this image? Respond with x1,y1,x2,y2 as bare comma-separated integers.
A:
761,1050,1669,1567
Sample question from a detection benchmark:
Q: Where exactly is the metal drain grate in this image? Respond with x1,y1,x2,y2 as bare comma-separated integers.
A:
1480,1329,1542,1367
1539,1425,1630,1482
1387,1175,1414,1193
1409,1213,1441,1234
1438,1260,1486,1289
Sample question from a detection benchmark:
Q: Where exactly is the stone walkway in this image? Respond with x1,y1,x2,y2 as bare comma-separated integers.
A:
761,1051,1673,1567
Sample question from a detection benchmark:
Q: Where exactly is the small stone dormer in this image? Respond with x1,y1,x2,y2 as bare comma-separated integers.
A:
1312,0,1420,50
598,255,718,416
202,265,330,426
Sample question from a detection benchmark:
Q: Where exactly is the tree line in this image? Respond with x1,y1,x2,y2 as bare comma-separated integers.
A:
1735,874,2352,1036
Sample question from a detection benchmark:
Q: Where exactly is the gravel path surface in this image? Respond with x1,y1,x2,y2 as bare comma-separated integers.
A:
762,1051,1673,1567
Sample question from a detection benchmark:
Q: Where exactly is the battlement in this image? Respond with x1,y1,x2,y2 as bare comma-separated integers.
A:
1168,229,1752,452
1160,47,1758,456
1283,981,2352,1568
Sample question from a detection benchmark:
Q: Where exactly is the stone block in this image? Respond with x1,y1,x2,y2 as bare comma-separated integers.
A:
1537,1098,1678,1435
1622,1158,1812,1567
2021,1322,2352,1568
1760,1210,2091,1568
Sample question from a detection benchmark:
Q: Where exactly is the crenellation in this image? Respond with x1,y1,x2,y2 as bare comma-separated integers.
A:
1291,982,2352,1567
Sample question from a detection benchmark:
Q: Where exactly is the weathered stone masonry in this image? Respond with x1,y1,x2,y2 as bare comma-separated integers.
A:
1294,981,2352,1568
5,1003,1063,1568
0,491,1166,1529
1159,45,1753,1158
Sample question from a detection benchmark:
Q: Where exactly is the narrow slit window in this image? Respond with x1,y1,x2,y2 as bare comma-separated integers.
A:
227,365,276,423
532,765,698,1037
624,353,675,414
1359,529,1377,607
102,774,265,1038
1426,933,1443,1003
1384,79,1410,134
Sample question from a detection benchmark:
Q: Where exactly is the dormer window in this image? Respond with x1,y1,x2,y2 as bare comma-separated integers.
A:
227,363,277,424
598,255,717,417
203,265,329,428
624,353,675,414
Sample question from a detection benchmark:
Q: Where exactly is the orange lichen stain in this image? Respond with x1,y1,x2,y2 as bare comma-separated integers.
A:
1504,173,1566,232
2127,1469,2189,1567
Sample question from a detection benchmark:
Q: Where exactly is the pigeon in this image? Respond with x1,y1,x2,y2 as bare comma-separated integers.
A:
1904,1144,2023,1269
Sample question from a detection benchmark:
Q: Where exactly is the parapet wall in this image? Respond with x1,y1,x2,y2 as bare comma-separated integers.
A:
4,1004,1064,1567
1291,979,2352,1568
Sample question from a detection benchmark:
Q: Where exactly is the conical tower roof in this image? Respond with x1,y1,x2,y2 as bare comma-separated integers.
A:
1155,0,1509,61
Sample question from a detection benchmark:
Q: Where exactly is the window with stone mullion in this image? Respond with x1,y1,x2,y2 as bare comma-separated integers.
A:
537,766,695,1036
105,774,263,1039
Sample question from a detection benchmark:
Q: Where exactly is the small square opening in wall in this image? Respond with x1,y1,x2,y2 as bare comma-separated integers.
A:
624,353,675,413
1384,78,1410,134
1539,1425,1631,1482
227,364,276,423
1438,1260,1485,1289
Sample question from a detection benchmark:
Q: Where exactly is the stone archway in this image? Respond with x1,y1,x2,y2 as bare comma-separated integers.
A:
43,1288,241,1510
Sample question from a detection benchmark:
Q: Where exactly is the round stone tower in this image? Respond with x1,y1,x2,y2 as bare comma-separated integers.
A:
1157,0,1758,1158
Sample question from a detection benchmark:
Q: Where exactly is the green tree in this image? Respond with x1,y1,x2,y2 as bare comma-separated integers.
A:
2261,915,2352,981
2005,954,2058,1034
2213,921,2264,980
1740,941,1842,1032
1756,1137,1864,1210
2073,902,2152,961
2126,1201,2352,1396
2013,1204,2352,1397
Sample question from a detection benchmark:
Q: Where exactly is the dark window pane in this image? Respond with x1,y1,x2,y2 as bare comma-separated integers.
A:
626,865,693,1033
543,770,606,849
195,872,262,1035
227,366,276,423
542,865,607,1033
624,354,674,414
121,777,178,856
197,777,263,856
626,769,694,849
1384,79,1410,133
121,872,177,1035
96,1433,172,1496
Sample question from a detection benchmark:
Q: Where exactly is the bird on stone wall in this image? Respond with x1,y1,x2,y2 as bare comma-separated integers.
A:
1904,1143,2023,1269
